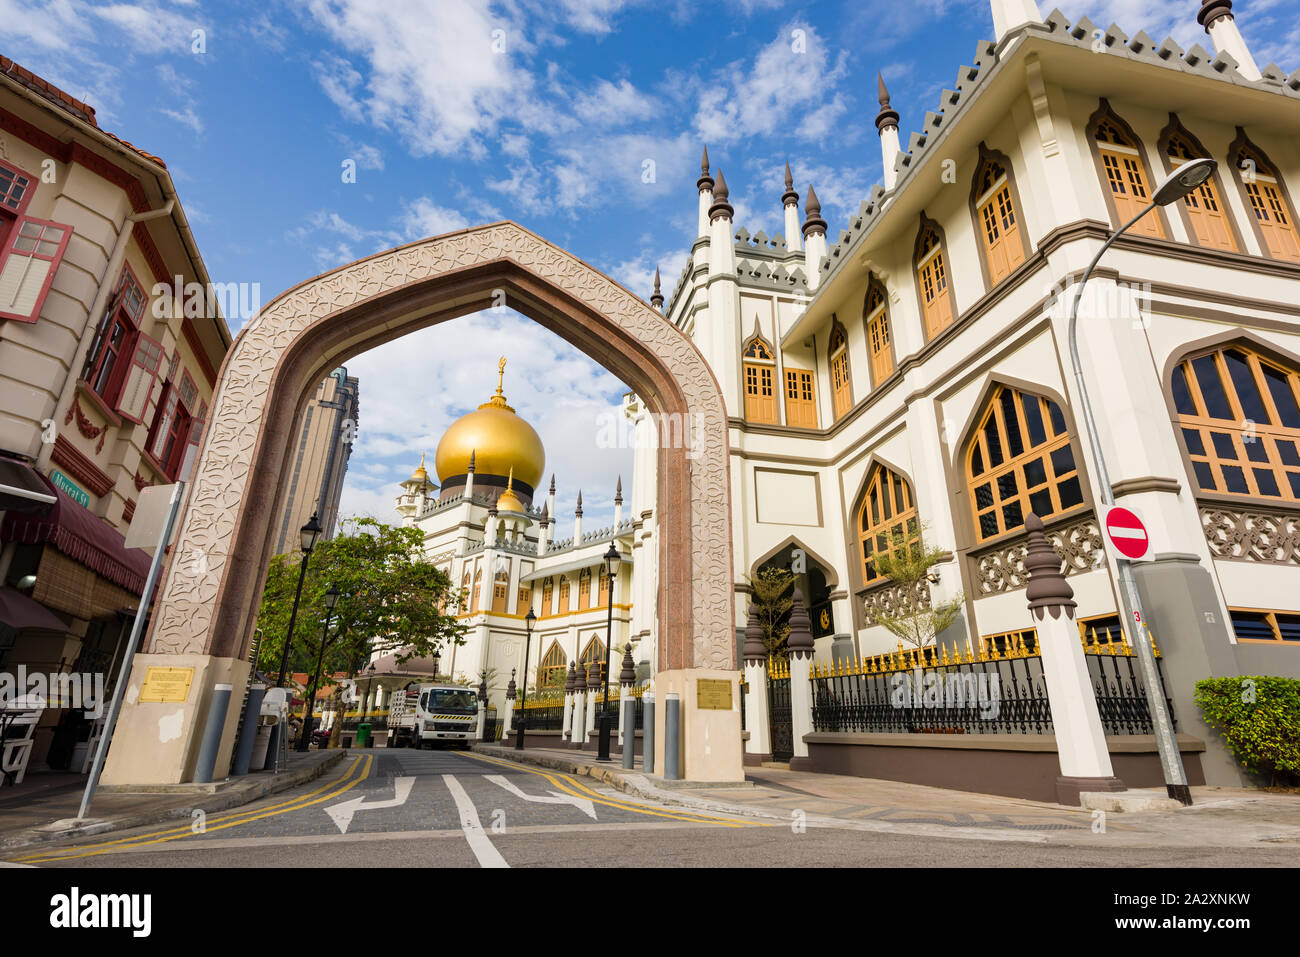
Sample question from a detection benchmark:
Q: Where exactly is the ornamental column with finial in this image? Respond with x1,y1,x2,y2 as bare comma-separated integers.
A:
786,589,817,769
618,643,636,756
743,601,773,762
650,267,664,312
573,489,583,543
465,449,476,500
537,501,550,556
475,673,489,741
1024,513,1126,805
802,184,828,292
585,659,601,742
613,476,623,528
1198,0,1261,80
707,168,743,416
696,145,714,238
562,660,577,740
569,662,587,749
547,474,557,528
876,73,902,190
502,669,516,745
782,161,802,252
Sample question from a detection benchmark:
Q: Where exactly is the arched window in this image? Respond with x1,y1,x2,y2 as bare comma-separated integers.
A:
470,568,482,613
967,386,1084,542
858,465,918,585
828,319,852,420
580,636,606,684
461,571,471,612
541,578,553,617
597,567,611,606
492,569,509,614
1091,108,1163,238
784,367,818,428
915,222,954,339
1172,344,1300,501
1163,125,1237,251
539,642,567,686
578,568,591,610
558,577,571,612
864,281,893,386
1230,138,1300,263
517,583,532,615
972,154,1026,285
742,327,778,424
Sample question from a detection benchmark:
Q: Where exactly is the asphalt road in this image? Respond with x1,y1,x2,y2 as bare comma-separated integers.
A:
6,750,1297,868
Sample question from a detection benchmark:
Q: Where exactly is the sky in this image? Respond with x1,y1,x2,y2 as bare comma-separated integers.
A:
5,0,1297,529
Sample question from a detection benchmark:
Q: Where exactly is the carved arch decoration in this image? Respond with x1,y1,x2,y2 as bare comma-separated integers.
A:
148,222,733,672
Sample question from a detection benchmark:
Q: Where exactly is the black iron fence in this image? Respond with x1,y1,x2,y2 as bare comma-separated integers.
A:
482,706,503,742
810,632,1175,737
768,659,793,761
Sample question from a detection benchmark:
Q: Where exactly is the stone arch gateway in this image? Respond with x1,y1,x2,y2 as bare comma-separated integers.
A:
102,222,734,785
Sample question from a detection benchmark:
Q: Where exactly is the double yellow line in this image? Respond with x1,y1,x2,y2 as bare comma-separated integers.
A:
12,755,375,865
461,751,770,828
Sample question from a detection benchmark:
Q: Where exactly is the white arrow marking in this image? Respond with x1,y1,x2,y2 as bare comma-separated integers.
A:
325,776,415,834
443,774,508,868
484,774,597,820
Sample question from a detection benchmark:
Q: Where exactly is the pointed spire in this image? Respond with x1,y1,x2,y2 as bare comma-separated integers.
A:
875,73,900,132
506,467,514,491
650,266,664,311
565,661,577,694
787,589,815,658
619,643,636,686
614,476,623,505
467,449,476,473
540,501,549,525
1025,513,1077,621
575,490,583,516
697,144,714,192
709,169,734,222
781,160,799,207
549,474,556,495
743,601,767,661
801,183,826,238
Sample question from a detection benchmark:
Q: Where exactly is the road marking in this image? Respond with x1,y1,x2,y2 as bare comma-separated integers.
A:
460,751,766,828
15,755,375,864
442,774,508,868
485,774,597,819
326,776,415,833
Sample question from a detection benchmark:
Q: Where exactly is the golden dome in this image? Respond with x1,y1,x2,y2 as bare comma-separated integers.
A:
495,469,526,515
435,358,545,490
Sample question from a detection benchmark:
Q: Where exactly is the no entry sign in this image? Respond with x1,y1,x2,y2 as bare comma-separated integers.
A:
1103,505,1153,562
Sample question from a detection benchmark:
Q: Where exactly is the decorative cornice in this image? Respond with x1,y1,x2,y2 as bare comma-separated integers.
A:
65,391,109,454
50,434,113,497
1111,476,1182,497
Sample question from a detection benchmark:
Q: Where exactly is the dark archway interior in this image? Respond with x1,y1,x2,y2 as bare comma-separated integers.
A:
756,543,836,643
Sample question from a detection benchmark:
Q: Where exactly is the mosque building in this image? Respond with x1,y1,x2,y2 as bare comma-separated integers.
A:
397,0,1300,784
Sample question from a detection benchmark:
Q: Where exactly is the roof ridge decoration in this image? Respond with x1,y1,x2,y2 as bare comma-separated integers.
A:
806,7,1299,293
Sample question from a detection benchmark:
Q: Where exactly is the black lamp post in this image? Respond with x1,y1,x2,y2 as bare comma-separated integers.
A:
515,608,536,750
361,662,377,733
597,542,619,761
432,649,442,681
275,511,323,688
298,584,339,751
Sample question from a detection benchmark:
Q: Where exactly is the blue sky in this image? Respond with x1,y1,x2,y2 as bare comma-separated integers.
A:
6,0,1297,527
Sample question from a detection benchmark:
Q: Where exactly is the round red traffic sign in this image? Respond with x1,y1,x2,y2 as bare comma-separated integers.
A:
1104,506,1150,560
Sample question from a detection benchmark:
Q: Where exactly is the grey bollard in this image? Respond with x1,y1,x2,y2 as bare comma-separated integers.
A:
193,683,233,784
664,693,680,781
643,694,655,775
232,684,267,776
622,698,635,770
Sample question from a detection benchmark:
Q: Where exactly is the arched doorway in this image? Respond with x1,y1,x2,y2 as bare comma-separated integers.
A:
105,222,733,783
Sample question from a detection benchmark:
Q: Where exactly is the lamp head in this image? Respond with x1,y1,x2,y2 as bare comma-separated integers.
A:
324,584,341,612
1152,156,1216,206
525,608,536,628
604,542,619,578
300,512,323,553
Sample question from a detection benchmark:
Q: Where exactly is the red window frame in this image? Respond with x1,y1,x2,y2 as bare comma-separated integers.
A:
146,352,198,480
0,160,36,253
83,267,149,406
0,216,72,323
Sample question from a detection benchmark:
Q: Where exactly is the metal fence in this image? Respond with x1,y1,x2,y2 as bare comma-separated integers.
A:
482,706,503,742
767,657,793,761
810,630,1174,736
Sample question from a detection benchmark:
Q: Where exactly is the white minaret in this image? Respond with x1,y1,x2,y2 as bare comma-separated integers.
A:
547,474,556,520
1198,0,1262,80
696,146,714,239
782,162,801,252
801,183,828,292
876,74,902,191
538,502,550,555
464,449,476,500
573,490,583,543
707,169,743,415
989,0,1042,41
613,476,624,528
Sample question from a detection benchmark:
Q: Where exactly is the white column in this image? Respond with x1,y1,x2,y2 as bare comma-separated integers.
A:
501,694,514,744
990,0,1042,41
570,688,586,749
585,687,597,739
743,659,771,758
786,592,816,768
1203,3,1261,80
561,685,574,739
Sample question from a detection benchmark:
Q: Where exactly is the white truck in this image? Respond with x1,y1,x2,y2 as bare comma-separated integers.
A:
388,683,479,749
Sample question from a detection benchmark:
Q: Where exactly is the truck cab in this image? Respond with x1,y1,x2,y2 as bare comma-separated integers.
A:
389,683,479,749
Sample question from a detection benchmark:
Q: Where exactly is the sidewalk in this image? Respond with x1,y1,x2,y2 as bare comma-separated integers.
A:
0,749,344,852
477,745,1300,849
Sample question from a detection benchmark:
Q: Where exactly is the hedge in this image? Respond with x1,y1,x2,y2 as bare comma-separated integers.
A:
1194,676,1300,785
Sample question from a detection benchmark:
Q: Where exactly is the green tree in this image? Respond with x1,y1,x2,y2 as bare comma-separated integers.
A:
867,525,966,651
746,565,795,657
255,516,467,731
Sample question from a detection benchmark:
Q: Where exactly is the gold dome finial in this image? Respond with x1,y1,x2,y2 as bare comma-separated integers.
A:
409,452,429,484
496,465,526,515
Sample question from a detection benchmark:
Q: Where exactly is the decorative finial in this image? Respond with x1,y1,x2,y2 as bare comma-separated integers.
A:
802,184,827,238
709,169,734,221
619,644,636,685
787,589,815,658
575,490,583,516
650,266,664,310
1024,513,1077,620
614,476,623,504
697,145,714,191
496,356,507,396
550,474,556,494
468,449,476,473
782,160,798,207
1198,0,1235,30
743,601,767,661
506,467,514,491
875,73,899,132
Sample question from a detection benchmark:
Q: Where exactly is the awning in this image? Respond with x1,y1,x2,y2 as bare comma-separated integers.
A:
1,472,150,595
0,456,56,515
0,586,68,632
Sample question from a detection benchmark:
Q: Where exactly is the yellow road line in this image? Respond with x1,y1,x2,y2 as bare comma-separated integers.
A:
461,751,769,828
17,755,375,864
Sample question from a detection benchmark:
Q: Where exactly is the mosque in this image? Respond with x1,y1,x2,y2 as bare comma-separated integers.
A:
393,0,1300,785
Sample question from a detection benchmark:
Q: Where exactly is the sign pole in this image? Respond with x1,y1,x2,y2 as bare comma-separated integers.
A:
77,481,185,821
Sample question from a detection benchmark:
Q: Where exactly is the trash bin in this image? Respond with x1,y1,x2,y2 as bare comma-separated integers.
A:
356,722,371,748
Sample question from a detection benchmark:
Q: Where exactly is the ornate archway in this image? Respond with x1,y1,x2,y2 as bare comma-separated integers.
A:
151,222,733,671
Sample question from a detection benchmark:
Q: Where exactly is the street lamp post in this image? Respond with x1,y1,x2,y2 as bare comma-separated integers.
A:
432,649,441,681
298,584,340,751
516,609,536,750
596,542,619,761
275,512,324,688
1065,156,1216,806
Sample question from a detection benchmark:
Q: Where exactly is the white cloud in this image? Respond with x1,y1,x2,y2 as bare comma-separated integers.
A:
400,198,470,239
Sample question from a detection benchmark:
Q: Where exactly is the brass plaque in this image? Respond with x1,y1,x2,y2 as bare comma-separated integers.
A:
696,678,733,711
139,667,195,703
